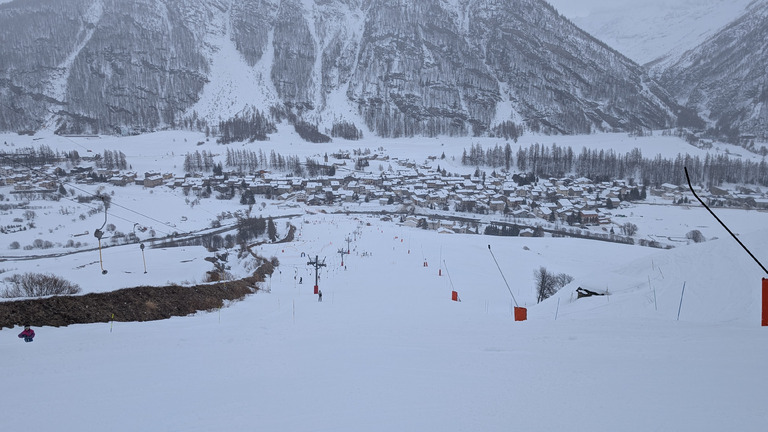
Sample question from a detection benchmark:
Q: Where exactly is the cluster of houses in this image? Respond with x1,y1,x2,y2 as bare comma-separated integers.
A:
4,158,768,229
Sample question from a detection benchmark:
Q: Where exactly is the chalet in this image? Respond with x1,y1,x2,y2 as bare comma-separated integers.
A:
519,228,535,237
304,182,322,194
37,179,57,190
661,183,679,192
143,175,164,188
556,198,573,209
13,182,34,191
425,178,445,189
110,172,137,187
362,185,379,198
506,196,525,209
307,195,325,206
274,182,292,195
512,209,535,219
709,185,729,196
402,216,420,228
501,181,518,196
337,189,355,202
250,182,272,195
346,181,361,193
489,200,506,213
5,172,30,185
567,186,584,197
293,192,308,203
580,210,600,225
536,206,553,219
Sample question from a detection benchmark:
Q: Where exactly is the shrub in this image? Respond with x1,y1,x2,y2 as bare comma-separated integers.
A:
621,222,638,236
686,230,706,243
2,273,81,298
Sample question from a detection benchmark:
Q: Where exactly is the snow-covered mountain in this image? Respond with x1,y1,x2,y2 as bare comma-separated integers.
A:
658,0,768,139
547,0,755,69
0,0,678,137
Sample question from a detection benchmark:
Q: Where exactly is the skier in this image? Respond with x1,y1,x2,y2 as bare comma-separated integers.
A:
18,325,35,342
318,290,323,302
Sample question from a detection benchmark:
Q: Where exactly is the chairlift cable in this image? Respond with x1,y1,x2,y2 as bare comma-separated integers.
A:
684,166,768,275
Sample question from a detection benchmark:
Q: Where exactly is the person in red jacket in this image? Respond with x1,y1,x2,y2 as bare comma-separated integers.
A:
18,325,35,342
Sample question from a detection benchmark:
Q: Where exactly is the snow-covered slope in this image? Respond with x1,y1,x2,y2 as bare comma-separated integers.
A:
548,0,755,68
2,210,768,431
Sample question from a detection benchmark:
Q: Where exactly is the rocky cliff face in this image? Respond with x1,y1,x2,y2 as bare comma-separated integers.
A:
658,1,768,140
349,0,501,137
0,0,677,137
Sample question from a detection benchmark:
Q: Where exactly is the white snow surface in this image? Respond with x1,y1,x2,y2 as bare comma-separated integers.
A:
1,129,768,431
187,7,279,122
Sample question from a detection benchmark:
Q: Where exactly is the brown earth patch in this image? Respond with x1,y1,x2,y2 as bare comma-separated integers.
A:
0,276,261,329
0,225,291,330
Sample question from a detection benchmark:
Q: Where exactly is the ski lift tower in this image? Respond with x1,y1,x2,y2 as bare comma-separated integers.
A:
307,255,326,294
337,248,349,267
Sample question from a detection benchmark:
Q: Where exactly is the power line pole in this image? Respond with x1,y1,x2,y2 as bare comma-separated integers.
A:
307,255,326,294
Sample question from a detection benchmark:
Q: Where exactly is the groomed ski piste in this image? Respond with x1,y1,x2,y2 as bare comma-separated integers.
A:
1,130,768,431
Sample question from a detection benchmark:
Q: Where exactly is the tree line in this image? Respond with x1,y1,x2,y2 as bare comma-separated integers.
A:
222,148,334,177
0,145,62,167
95,150,127,170
463,143,768,187
217,111,277,144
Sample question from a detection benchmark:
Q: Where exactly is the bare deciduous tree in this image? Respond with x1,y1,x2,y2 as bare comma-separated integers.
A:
621,222,638,236
535,267,574,303
2,273,81,298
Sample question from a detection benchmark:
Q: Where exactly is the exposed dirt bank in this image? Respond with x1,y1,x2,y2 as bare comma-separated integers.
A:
0,277,261,329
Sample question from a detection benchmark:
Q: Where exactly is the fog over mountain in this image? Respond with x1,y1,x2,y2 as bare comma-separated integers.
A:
549,0,767,140
547,0,754,67
0,0,678,138
658,0,768,140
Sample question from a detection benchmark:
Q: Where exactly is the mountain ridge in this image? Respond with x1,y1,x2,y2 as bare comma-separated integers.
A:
0,0,679,137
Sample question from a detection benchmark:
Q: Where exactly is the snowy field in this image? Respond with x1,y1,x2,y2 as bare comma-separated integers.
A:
2,130,768,431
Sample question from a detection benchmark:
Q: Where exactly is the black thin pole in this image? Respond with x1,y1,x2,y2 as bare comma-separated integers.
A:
684,167,768,275
488,245,519,307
